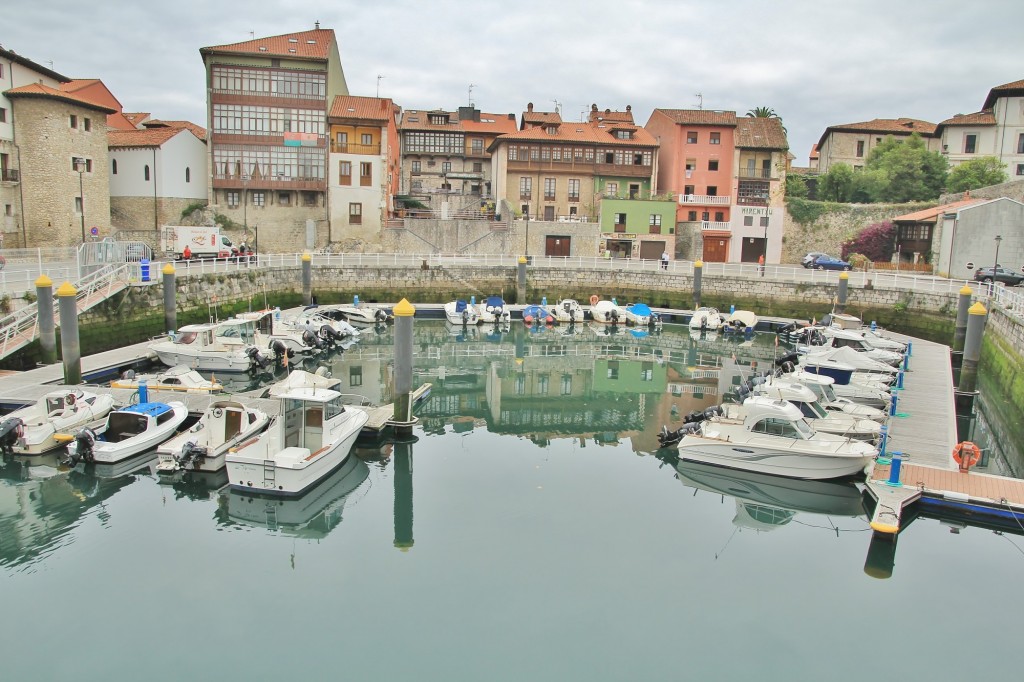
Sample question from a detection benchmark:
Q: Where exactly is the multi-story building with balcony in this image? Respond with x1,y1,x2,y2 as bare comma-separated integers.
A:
399,106,517,216
814,118,940,174
645,109,788,262
935,79,1024,177
327,95,400,243
200,25,348,252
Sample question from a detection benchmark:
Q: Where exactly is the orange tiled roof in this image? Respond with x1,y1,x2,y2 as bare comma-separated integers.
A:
491,120,660,148
400,110,517,135
60,79,102,93
143,119,207,141
816,118,937,151
108,127,186,148
652,109,737,126
983,78,1024,109
937,110,996,128
522,111,561,126
124,112,151,126
809,143,819,159
201,28,334,60
329,95,395,123
891,197,983,223
735,117,788,150
588,105,635,124
3,82,116,113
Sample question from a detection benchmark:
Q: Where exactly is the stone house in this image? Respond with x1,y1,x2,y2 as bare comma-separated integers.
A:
814,118,941,174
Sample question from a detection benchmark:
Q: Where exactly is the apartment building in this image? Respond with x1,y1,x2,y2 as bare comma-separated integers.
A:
814,118,940,173
327,95,400,242
935,79,1024,176
200,25,348,251
399,106,517,215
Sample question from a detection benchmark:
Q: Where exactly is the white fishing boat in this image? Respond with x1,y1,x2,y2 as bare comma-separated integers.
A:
802,346,899,378
0,389,116,456
111,365,223,394
234,310,323,355
149,323,270,373
552,299,585,324
806,329,904,366
766,371,888,421
156,400,271,474
226,370,369,496
444,299,480,325
590,299,628,325
752,381,882,441
657,397,877,480
689,307,724,330
65,400,189,465
777,358,891,408
287,308,360,345
306,303,392,328
624,302,663,328
475,295,512,323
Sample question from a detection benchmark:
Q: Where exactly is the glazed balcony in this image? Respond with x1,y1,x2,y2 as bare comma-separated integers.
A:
213,174,326,191
736,196,769,207
506,159,653,178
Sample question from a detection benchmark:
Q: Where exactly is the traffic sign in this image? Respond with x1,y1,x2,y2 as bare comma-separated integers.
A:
90,227,99,236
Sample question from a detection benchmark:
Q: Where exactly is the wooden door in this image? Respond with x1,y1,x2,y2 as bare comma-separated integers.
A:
543,205,555,221
545,235,570,257
702,236,729,262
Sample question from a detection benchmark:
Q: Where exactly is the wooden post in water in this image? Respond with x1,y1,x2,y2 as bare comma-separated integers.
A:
391,298,416,437
162,263,177,334
952,284,972,353
301,253,312,306
393,439,414,552
36,275,56,364
57,282,81,385
516,256,527,304
837,271,849,313
693,260,703,308
958,301,986,394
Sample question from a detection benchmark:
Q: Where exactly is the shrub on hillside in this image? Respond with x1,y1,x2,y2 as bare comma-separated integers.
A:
841,221,895,262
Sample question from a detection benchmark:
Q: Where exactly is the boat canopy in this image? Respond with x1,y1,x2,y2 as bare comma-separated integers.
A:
628,303,652,316
121,402,174,417
485,296,505,309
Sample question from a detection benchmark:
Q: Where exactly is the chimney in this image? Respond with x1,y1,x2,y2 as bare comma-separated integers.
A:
527,102,534,112
508,113,515,120
626,105,631,112
315,20,320,29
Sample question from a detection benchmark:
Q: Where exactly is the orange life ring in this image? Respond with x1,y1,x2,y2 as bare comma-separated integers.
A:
589,295,599,306
952,441,981,467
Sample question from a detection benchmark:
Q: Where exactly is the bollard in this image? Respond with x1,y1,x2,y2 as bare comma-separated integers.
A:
138,378,149,404
730,304,735,315
886,452,903,486
391,298,416,436
693,260,703,308
896,370,904,390
393,439,414,552
517,256,527,304
906,341,912,357
870,320,877,332
902,351,910,371
877,425,889,460
57,282,81,385
837,271,849,313
36,275,57,364
958,302,987,393
889,392,898,417
301,253,312,306
162,263,176,335
952,285,972,353
470,295,476,306
541,296,547,307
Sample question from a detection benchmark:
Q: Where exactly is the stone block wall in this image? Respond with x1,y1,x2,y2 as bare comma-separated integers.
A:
781,200,931,264
110,196,205,233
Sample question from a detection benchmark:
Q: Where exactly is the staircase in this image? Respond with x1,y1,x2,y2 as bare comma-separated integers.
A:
0,262,135,360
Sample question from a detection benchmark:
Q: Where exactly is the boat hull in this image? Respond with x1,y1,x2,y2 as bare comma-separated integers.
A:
152,346,254,373
70,404,189,464
675,438,874,480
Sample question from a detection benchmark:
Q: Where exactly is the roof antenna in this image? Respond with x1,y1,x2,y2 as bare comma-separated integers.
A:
315,20,320,29
552,99,561,115
695,93,703,110
468,83,476,107
249,31,254,39
376,74,384,98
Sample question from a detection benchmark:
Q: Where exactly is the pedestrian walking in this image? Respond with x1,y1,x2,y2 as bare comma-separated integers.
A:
758,253,765,277
661,250,669,271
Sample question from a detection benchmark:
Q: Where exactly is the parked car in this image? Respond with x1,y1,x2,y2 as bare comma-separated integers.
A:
973,265,1024,286
802,252,829,268
811,255,852,271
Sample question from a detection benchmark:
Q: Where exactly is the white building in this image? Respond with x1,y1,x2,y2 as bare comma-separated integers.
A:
936,79,1024,177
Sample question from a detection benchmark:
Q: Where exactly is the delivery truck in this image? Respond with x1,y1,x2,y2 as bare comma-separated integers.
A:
162,226,235,260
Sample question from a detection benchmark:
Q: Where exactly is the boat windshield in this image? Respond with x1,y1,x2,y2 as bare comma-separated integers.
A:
797,401,829,419
794,419,814,439
821,384,838,403
173,332,197,345
45,397,64,413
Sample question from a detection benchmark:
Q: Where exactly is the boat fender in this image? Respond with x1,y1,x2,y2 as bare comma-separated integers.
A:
121,369,136,380
66,393,76,406
952,441,981,469
590,295,599,306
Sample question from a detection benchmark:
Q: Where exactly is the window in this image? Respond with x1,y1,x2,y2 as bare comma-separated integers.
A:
185,167,191,183
710,132,721,145
561,374,572,395
74,197,82,214
743,216,753,226
964,134,977,154
349,203,362,224
70,115,78,129
568,178,580,201
715,211,724,222
537,374,549,395
687,131,698,144
1018,134,1024,154
278,192,291,206
649,214,662,227
144,165,150,181
227,191,239,207
0,107,7,123
303,192,317,207
615,130,632,140
544,177,556,200
441,162,451,174
688,211,698,221
684,185,695,196
471,138,483,154
760,216,769,227
606,182,618,197
515,375,526,395
360,162,372,186
4,204,11,217
339,161,351,185
519,177,532,199
473,162,482,172
1017,164,1024,176
856,140,865,157
361,133,372,145
708,159,719,171
614,213,626,227
507,147,518,161
84,118,91,132
706,186,717,196
336,132,348,149
411,160,421,173
85,159,92,173
252,191,265,207
701,211,710,221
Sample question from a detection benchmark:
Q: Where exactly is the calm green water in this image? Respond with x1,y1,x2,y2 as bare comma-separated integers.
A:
3,322,1023,681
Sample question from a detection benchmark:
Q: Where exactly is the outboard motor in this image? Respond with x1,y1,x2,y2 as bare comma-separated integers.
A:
178,441,208,471
704,405,724,419
268,339,289,362
247,345,271,370
374,308,390,323
66,427,97,466
301,329,324,350
121,369,136,381
609,309,620,325
0,417,24,455
775,352,800,367
319,325,344,346
781,360,796,374
684,410,705,424
461,309,471,326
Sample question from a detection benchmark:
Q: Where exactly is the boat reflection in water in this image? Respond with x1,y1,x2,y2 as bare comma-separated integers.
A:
216,453,369,538
663,454,867,531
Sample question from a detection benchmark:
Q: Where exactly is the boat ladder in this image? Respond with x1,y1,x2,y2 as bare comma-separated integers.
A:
264,502,278,530
263,459,276,489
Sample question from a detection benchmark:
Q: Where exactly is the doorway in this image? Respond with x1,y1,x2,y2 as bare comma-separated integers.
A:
543,206,555,221
546,235,570,257
741,237,766,263
702,236,729,262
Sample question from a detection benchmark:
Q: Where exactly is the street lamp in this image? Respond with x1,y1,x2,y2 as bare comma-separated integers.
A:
241,173,250,236
524,209,530,260
993,234,1002,269
74,157,86,243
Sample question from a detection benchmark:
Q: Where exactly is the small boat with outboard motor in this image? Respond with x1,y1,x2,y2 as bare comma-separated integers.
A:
63,391,189,466
156,399,271,475
0,389,116,456
110,365,223,394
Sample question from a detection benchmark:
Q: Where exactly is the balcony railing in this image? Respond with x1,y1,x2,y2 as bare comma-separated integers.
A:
0,169,19,182
700,221,731,231
213,174,326,191
330,142,382,155
678,194,729,206
737,168,776,180
506,159,653,177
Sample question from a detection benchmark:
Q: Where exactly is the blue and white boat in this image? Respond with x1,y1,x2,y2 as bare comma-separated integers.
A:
521,304,553,324
624,302,662,328
65,400,189,465
444,299,480,325
476,296,512,324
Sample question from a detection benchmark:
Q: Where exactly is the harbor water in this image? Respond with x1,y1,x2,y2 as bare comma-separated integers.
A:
2,322,1023,680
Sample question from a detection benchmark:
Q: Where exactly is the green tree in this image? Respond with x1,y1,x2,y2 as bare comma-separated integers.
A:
818,163,855,202
863,133,948,202
746,107,778,119
946,156,1008,193
785,173,808,198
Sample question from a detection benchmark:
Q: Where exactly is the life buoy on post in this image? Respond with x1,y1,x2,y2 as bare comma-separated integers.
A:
589,295,599,306
952,441,981,470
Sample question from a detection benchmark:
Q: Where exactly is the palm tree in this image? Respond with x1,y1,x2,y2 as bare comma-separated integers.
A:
746,107,778,119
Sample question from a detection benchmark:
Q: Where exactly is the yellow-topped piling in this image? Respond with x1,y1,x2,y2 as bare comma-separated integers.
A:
56,282,77,297
35,274,53,288
392,298,415,317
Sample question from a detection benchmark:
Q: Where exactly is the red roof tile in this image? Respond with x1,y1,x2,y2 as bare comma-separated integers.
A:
891,197,983,223
937,110,996,127
124,112,151,126
201,28,334,60
983,79,1024,109
4,82,117,113
735,117,788,150
108,127,186,148
827,118,937,135
328,95,395,123
588,105,635,124
143,119,207,141
400,109,517,135
491,120,659,148
652,109,737,126
522,111,562,127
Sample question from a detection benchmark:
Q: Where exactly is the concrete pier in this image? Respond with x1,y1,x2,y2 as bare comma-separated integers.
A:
36,275,56,365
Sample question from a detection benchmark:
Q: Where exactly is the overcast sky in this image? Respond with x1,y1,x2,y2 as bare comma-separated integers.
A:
5,0,1022,164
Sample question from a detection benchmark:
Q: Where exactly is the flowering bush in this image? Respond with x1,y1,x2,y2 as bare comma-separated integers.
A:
841,221,895,262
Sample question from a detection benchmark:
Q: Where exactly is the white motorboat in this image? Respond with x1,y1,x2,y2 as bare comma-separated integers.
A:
234,310,324,355
444,299,480,325
288,308,360,345
753,381,882,441
0,389,116,456
689,307,724,330
305,303,391,328
723,310,758,333
111,365,223,394
777,358,891,408
806,329,904,366
226,370,369,496
590,299,628,325
475,295,512,324
157,399,271,474
65,400,189,465
657,397,877,480
149,323,271,373
624,302,662,328
769,371,888,421
552,299,585,324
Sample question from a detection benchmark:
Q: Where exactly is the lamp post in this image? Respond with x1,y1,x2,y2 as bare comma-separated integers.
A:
241,173,250,236
524,209,530,260
993,234,1002,270
74,157,86,243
